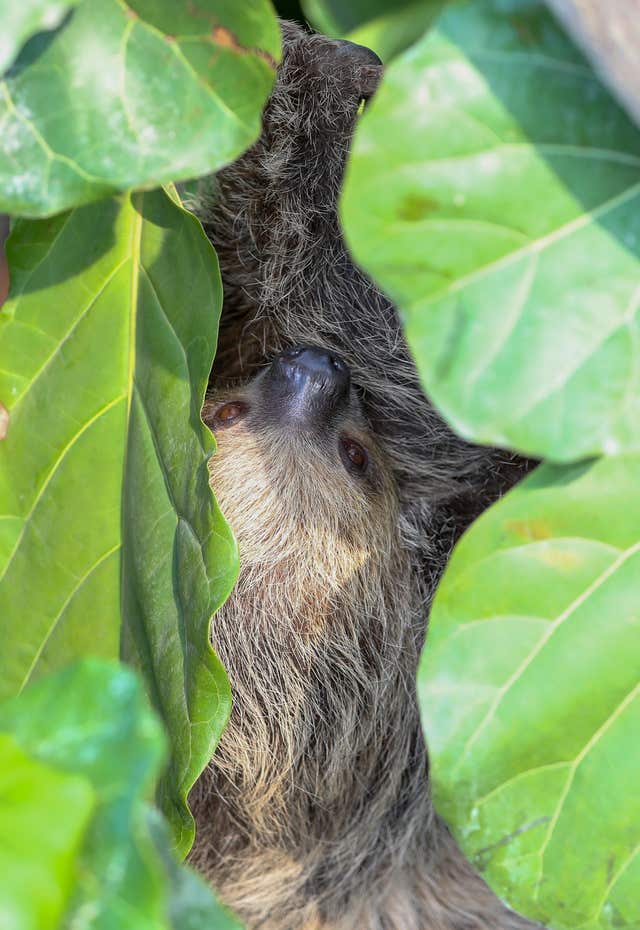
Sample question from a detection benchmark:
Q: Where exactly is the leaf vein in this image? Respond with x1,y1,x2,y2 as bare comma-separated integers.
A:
412,182,640,310
8,256,129,410
535,683,640,892
455,542,640,766
0,393,126,587
19,542,121,692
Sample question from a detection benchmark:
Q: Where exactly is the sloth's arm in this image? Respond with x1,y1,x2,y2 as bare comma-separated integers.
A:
198,22,527,515
198,22,384,383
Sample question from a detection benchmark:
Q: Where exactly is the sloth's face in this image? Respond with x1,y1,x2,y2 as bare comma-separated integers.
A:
203,346,400,597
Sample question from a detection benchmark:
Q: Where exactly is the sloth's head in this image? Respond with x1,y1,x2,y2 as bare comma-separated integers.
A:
203,346,409,625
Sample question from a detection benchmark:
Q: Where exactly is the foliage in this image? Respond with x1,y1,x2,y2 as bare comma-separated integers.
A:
0,0,280,216
342,0,640,927
1,0,639,928
302,0,423,34
418,457,640,929
342,0,640,461
0,0,83,74
0,659,242,930
0,0,274,915
0,0,281,869
0,732,94,930
347,2,445,62
302,0,445,60
0,188,238,854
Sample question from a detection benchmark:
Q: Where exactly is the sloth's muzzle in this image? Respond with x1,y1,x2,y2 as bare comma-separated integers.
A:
263,346,350,428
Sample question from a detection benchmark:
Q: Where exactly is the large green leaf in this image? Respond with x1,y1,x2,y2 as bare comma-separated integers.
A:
0,0,279,216
342,0,640,462
0,0,83,75
419,455,640,929
302,0,445,61
0,659,242,930
0,732,94,930
0,188,238,853
302,0,419,34
347,2,446,62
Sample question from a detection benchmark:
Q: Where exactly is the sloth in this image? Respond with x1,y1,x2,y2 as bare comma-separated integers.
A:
188,21,535,930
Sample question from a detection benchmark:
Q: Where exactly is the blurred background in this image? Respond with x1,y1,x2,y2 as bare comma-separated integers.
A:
0,216,7,307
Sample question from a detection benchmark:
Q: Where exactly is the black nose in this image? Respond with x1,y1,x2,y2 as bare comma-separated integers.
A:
264,346,350,427
279,346,349,384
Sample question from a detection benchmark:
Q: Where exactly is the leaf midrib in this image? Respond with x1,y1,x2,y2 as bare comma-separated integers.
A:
406,179,640,312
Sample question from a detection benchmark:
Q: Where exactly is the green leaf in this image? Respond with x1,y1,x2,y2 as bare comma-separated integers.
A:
0,0,280,216
418,455,640,930
0,188,238,853
0,659,242,930
342,0,640,462
347,2,446,62
298,0,342,36
302,0,421,34
302,0,446,61
0,732,95,930
0,658,168,928
0,0,83,75
148,810,244,930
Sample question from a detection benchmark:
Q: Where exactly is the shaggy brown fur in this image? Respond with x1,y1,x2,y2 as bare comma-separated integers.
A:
188,21,537,930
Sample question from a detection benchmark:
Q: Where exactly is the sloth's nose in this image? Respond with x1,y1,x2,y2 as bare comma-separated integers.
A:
279,346,350,387
265,346,351,426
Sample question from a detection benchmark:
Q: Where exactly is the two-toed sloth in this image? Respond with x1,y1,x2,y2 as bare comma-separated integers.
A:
189,21,536,930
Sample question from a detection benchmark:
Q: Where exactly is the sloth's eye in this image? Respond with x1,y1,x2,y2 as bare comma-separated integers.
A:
213,402,248,428
339,436,369,476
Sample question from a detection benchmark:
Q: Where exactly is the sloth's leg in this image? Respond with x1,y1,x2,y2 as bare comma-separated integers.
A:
197,21,385,384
